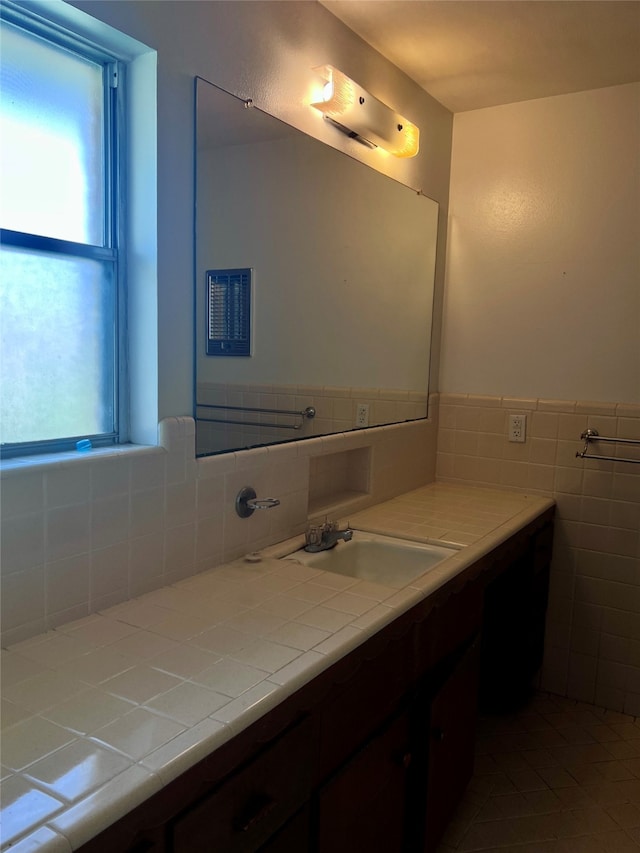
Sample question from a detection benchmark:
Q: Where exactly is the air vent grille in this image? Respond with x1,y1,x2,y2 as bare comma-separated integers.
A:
206,268,251,356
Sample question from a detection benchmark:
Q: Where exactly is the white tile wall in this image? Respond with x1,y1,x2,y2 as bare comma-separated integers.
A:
436,393,640,715
1,408,438,647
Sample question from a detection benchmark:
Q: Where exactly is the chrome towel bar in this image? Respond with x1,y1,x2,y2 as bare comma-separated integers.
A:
197,403,316,431
576,429,640,465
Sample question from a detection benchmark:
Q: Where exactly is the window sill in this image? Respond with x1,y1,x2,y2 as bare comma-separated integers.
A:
0,442,161,474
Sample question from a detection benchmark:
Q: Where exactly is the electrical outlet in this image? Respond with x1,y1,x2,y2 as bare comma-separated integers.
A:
509,413,527,443
356,403,369,427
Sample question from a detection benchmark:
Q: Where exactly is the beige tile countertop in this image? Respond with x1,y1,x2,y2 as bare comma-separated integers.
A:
0,483,554,852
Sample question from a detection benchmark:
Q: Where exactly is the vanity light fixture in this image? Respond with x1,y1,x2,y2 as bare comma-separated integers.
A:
310,65,420,158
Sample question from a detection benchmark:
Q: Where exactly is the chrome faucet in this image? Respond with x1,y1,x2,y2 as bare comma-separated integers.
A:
304,520,353,552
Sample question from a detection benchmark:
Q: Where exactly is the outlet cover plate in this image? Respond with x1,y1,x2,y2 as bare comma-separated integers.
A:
509,414,526,443
356,404,369,427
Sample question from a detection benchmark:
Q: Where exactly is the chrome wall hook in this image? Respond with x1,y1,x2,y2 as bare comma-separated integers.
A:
235,486,281,518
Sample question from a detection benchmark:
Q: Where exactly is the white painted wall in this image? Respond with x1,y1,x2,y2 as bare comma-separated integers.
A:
440,83,640,404
71,0,454,414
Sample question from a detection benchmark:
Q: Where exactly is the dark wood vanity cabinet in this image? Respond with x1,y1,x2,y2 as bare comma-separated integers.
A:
78,508,554,853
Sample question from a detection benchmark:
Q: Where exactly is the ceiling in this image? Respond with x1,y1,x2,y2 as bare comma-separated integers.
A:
319,1,640,112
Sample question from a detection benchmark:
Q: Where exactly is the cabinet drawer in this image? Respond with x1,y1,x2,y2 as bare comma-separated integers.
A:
171,716,314,853
415,579,482,679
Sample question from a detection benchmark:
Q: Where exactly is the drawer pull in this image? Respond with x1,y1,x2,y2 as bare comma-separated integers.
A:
235,793,277,833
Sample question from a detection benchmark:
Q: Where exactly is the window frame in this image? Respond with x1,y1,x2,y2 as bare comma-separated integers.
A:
0,4,127,458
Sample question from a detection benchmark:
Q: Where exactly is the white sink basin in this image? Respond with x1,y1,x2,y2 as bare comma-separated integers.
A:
283,531,458,588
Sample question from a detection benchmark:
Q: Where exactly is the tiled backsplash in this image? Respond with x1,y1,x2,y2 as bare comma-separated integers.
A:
7,391,637,717
0,405,438,648
436,393,640,715
196,382,428,455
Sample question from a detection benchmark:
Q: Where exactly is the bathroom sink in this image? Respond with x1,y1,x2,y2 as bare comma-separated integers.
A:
283,531,458,588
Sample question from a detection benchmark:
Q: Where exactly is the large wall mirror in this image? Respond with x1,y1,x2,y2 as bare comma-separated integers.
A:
195,77,439,457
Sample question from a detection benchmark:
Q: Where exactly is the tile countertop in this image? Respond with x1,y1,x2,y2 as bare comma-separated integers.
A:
0,483,554,852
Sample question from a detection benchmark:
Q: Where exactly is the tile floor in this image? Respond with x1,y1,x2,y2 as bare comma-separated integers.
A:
437,692,640,852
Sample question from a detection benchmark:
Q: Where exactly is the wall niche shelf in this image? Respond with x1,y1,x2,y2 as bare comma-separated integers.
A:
308,447,371,516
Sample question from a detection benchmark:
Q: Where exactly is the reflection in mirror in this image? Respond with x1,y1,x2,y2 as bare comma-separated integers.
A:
195,77,439,457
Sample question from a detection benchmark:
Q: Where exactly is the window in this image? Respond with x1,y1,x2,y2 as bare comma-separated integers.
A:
0,8,125,456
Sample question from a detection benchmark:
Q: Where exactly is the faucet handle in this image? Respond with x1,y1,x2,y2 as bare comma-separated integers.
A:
235,487,280,518
305,525,323,547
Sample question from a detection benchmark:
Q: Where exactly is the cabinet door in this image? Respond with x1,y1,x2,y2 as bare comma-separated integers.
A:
421,637,480,852
318,622,414,782
316,709,413,853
